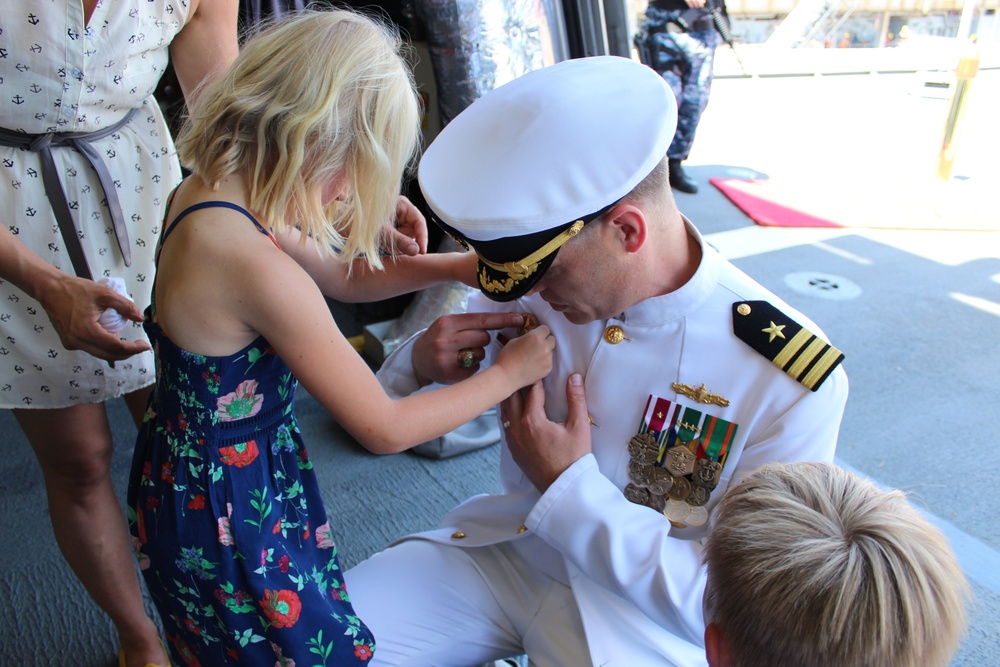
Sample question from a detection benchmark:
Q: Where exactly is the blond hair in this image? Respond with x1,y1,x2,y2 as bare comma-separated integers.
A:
704,462,969,667
176,9,420,269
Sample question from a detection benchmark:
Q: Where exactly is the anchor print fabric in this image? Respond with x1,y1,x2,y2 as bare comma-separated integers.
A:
0,1,189,407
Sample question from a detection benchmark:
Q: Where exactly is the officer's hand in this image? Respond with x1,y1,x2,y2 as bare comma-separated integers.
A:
502,374,592,493
411,312,524,385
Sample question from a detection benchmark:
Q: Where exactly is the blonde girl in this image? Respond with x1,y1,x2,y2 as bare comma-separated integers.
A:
127,10,553,666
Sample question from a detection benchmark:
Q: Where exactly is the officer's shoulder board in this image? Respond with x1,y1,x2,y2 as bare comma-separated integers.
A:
732,300,844,392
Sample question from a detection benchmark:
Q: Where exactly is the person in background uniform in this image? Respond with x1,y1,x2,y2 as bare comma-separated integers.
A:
703,461,969,667
0,2,238,666
638,0,729,194
345,55,848,666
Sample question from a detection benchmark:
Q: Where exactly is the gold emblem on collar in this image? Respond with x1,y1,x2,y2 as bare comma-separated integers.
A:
671,382,730,407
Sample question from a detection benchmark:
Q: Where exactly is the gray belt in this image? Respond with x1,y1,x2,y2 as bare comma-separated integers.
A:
0,108,138,281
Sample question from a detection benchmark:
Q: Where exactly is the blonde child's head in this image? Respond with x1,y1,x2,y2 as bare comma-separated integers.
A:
177,9,421,269
703,461,969,667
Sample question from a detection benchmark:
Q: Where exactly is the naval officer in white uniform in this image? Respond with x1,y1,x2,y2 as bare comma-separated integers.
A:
345,55,848,667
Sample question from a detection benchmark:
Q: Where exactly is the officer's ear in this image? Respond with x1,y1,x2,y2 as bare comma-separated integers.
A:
604,203,647,254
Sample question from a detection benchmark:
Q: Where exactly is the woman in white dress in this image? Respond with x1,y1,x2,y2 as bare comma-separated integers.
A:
0,2,238,665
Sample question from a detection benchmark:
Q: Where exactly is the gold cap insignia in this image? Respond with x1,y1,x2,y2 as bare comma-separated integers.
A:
477,221,584,294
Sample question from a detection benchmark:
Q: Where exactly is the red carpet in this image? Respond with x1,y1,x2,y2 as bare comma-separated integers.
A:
709,178,840,228
710,176,998,232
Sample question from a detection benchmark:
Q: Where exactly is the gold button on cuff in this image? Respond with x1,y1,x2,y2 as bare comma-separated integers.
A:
737,303,751,316
604,325,625,344
516,524,528,534
451,530,466,539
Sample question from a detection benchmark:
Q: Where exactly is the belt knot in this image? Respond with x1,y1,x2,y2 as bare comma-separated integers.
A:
28,132,55,152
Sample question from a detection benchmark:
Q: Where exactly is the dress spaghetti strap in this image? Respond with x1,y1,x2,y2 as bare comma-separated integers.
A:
156,200,281,263
149,200,283,319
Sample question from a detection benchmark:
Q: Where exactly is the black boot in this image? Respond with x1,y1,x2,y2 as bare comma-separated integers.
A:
669,158,698,194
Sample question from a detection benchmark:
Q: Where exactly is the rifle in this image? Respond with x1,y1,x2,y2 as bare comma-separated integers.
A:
705,0,746,72
636,1,746,74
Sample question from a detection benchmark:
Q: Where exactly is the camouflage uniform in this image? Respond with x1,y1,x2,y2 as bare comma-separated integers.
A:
639,5,724,161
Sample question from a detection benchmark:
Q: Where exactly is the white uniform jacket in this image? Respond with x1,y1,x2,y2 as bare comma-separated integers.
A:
377,225,848,666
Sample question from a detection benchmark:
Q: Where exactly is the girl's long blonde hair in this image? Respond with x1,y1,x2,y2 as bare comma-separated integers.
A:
177,9,421,269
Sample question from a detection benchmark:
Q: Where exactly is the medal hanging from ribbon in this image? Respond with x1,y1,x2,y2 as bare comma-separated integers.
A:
623,394,738,528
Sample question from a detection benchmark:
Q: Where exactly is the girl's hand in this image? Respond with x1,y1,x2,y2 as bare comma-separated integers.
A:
386,195,428,256
493,325,555,390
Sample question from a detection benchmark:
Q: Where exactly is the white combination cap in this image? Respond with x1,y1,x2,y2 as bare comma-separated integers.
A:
418,55,677,301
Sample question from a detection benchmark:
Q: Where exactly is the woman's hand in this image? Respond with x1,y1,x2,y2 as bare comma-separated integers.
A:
37,274,150,362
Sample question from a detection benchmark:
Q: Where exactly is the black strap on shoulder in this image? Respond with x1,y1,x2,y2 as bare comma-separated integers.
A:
156,200,274,264
162,200,269,240
732,300,844,391
149,200,277,318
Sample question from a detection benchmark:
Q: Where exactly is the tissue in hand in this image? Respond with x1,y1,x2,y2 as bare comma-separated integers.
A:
97,277,132,335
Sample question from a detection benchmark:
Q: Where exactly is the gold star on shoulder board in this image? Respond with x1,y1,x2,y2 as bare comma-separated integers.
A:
762,321,786,343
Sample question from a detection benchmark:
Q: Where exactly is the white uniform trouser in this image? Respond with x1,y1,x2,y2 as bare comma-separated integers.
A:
346,540,592,667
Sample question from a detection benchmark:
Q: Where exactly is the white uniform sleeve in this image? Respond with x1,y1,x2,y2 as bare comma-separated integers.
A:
375,330,428,399
728,364,848,485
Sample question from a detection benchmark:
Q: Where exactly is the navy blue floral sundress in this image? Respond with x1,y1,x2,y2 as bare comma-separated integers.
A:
127,201,375,666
